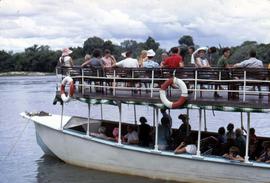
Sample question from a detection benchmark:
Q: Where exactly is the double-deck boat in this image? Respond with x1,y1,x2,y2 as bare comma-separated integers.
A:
21,66,270,183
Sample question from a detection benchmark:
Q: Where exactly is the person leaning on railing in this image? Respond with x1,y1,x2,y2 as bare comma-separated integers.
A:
161,47,184,68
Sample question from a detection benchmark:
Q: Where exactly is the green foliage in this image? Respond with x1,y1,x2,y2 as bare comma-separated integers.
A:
178,35,194,46
1,35,270,73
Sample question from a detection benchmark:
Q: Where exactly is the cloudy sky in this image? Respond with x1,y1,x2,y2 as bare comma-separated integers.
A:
1,0,270,51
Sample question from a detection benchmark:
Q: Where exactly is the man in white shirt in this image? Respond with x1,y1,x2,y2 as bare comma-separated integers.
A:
124,125,139,144
113,51,139,68
233,50,263,68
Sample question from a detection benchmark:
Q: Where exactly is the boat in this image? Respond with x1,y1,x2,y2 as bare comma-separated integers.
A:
21,66,270,183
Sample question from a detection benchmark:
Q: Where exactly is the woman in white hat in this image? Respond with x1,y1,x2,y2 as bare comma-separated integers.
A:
194,48,210,68
142,49,159,68
59,48,74,67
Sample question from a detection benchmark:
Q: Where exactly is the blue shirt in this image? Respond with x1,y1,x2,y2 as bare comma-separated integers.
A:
143,60,160,68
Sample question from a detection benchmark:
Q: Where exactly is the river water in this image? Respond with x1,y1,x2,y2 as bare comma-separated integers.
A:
0,76,269,183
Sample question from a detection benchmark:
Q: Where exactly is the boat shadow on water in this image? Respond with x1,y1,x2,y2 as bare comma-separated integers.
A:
36,155,184,183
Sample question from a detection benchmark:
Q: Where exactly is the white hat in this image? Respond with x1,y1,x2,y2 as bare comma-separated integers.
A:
62,48,73,56
191,47,208,64
147,49,155,57
121,52,127,58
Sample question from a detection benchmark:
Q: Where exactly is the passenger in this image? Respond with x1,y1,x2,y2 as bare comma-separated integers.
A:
207,46,218,66
211,127,227,155
249,128,258,160
235,128,246,157
138,117,151,147
223,146,244,162
195,48,211,68
90,126,108,139
160,108,172,130
123,125,139,145
158,117,171,150
138,50,147,67
217,127,227,144
161,47,184,68
113,51,139,68
102,49,116,68
160,52,169,67
178,114,191,138
217,47,231,68
81,49,105,69
59,48,74,67
184,46,195,66
112,127,119,142
143,49,160,68
174,136,197,155
226,123,236,140
257,141,270,163
233,49,263,68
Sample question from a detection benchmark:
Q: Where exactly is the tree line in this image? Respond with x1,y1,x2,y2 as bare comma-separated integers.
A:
1,35,270,73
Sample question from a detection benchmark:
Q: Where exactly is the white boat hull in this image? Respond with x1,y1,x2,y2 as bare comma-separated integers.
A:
23,114,270,183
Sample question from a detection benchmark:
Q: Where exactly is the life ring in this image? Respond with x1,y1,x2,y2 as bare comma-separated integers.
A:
160,77,188,109
60,76,75,102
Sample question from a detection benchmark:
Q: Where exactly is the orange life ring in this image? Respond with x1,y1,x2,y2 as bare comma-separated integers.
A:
159,77,188,109
60,76,75,102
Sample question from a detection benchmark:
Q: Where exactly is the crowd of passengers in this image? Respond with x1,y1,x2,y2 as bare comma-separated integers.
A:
59,47,265,98
90,109,270,163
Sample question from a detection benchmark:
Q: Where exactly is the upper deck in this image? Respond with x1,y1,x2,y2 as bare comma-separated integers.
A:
56,66,270,111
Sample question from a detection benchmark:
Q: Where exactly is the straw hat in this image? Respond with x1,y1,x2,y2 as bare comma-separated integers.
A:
62,48,73,56
147,49,155,57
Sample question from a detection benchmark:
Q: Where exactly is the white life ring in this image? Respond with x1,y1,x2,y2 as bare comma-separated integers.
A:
159,77,188,109
60,76,75,102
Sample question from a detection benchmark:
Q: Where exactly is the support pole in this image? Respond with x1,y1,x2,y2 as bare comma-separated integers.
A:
186,108,190,136
87,102,91,136
100,104,103,120
150,70,154,98
204,109,207,131
118,104,122,145
243,71,247,102
154,108,159,151
153,107,155,127
194,70,198,100
134,104,137,125
240,112,244,130
244,112,250,163
196,109,202,156
60,103,64,130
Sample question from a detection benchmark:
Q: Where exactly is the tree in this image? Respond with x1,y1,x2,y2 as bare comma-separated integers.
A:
178,35,194,46
83,36,104,54
143,36,160,51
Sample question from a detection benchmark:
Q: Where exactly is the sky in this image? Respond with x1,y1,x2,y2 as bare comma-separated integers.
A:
1,0,270,52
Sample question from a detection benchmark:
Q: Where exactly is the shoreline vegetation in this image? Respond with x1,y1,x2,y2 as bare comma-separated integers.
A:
0,35,270,74
0,71,54,77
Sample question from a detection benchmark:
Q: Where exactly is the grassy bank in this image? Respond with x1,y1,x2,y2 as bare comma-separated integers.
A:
0,71,54,77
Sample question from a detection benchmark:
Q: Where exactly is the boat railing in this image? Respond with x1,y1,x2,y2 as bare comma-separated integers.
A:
56,66,270,107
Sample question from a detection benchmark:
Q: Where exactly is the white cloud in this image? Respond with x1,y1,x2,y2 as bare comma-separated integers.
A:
0,0,270,51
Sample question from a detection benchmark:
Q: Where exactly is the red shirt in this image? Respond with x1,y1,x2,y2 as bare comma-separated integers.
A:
163,54,183,68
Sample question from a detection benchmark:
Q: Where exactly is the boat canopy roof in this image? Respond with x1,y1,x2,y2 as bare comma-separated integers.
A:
77,97,270,113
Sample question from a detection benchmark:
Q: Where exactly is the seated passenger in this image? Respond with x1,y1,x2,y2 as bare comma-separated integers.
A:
235,128,246,157
257,141,270,163
174,136,197,155
113,51,139,68
217,127,227,144
123,125,139,145
223,146,244,162
138,117,151,147
195,48,211,68
161,47,184,68
249,128,258,160
142,49,160,68
158,117,171,150
81,49,105,69
178,114,191,138
226,123,236,141
90,126,108,139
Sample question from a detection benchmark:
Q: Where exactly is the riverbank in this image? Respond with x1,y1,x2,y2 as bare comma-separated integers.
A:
0,71,54,77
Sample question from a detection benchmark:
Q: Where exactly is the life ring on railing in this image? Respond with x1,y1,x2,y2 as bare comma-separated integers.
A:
159,77,188,109
60,76,75,102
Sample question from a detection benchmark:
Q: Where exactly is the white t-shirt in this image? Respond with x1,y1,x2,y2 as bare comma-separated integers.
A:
59,56,72,67
235,57,263,68
185,144,197,154
116,58,139,68
124,131,139,144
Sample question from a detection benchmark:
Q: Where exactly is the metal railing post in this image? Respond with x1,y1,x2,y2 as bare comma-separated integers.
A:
87,102,91,136
244,112,250,163
60,103,64,130
82,68,85,95
150,70,154,98
118,104,122,145
196,109,202,156
194,70,198,100
154,108,159,151
243,70,247,102
113,69,116,96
